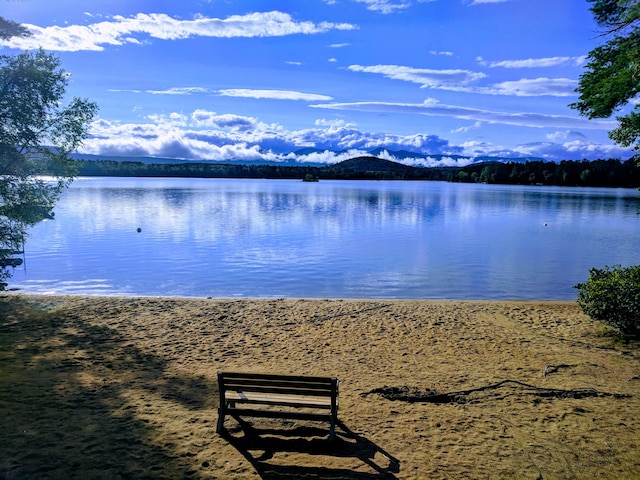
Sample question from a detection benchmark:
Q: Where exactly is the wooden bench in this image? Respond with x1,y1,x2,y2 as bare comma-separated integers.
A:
216,372,339,441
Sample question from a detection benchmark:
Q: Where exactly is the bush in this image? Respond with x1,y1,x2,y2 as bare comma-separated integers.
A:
574,265,640,337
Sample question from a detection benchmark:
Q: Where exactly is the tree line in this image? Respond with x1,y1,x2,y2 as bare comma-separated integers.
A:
76,158,640,188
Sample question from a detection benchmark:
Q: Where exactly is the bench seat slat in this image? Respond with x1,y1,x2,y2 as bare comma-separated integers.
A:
223,384,334,396
225,391,333,408
221,372,334,383
227,407,332,422
223,379,334,391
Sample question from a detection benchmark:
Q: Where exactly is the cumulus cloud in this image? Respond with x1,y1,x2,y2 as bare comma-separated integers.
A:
80,108,634,164
190,110,258,131
147,112,188,125
546,130,587,142
218,89,333,101
315,118,356,128
81,110,463,163
458,133,633,161
515,139,631,161
1,11,357,51
376,150,474,167
310,98,616,130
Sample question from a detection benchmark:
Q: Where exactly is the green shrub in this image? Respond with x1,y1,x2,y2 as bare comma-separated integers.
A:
574,265,640,337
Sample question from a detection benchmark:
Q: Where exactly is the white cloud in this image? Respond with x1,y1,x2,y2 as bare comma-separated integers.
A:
351,0,436,13
325,0,434,13
190,110,258,131
480,77,577,96
146,87,211,95
147,112,188,125
314,118,356,128
546,130,587,142
310,98,617,129
218,89,333,101
292,149,371,164
82,111,461,162
470,0,512,4
348,64,486,89
377,150,474,167
477,56,587,68
348,64,575,96
354,0,412,13
81,108,634,163
109,86,332,101
429,50,454,56
451,121,482,134
329,43,350,48
515,139,631,161
1,11,358,51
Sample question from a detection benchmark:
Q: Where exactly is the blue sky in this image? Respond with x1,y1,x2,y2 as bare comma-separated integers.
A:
2,0,636,165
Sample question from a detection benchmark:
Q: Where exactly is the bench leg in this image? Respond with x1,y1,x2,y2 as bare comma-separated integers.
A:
329,416,336,441
216,406,226,434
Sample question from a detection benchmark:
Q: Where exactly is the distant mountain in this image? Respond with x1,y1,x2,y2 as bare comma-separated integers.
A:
329,156,418,172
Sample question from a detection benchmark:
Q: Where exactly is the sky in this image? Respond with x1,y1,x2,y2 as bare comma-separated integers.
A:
2,0,637,166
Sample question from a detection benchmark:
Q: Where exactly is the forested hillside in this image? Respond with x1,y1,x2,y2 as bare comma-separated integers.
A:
75,156,640,188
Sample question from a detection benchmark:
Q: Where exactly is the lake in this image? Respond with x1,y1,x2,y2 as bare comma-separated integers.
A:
7,177,640,300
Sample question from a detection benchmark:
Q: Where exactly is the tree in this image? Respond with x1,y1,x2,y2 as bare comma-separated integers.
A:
571,0,640,154
0,16,31,41
0,49,98,288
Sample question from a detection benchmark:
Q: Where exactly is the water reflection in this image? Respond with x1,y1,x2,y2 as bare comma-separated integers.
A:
9,178,640,299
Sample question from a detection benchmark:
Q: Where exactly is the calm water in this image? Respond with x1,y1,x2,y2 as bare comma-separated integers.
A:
7,177,640,300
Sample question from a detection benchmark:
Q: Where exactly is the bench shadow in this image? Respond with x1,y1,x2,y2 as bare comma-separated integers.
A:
221,418,400,479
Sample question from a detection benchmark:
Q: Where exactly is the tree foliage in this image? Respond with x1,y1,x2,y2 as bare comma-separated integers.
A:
571,0,640,152
575,265,640,337
0,49,98,288
75,157,640,187
0,16,31,41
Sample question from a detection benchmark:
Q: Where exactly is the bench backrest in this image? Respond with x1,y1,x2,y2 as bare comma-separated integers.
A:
218,371,338,398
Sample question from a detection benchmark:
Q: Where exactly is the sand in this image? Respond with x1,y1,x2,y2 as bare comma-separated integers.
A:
1,294,639,479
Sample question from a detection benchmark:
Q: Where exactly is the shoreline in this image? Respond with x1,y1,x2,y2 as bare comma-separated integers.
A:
3,290,581,303
2,294,638,479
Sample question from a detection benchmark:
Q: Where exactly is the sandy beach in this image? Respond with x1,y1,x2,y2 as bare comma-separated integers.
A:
1,294,639,479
